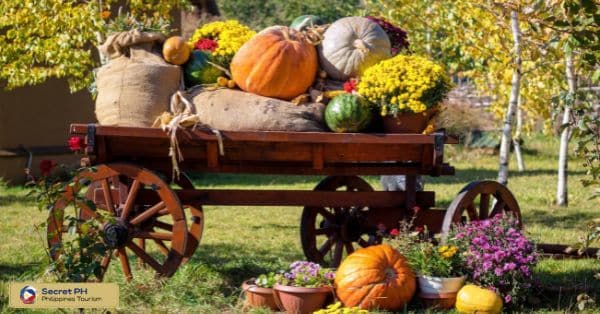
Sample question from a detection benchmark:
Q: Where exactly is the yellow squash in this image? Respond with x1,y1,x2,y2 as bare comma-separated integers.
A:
455,285,503,314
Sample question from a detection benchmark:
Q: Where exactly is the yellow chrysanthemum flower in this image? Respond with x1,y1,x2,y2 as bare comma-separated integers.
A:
188,20,255,66
357,54,452,115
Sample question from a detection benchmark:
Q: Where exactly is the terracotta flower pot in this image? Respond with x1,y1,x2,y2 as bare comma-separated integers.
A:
417,275,466,310
382,108,438,133
241,279,278,311
273,284,332,314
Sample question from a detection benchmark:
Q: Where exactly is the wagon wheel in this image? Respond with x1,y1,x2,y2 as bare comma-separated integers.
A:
85,172,203,266
170,173,204,264
47,163,187,282
441,180,522,237
301,176,381,268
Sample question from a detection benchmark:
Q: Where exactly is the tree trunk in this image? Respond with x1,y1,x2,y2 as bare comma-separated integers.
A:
557,52,575,206
513,96,525,171
497,10,522,186
182,0,221,39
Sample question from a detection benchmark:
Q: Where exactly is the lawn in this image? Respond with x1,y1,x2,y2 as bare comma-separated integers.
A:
0,134,598,313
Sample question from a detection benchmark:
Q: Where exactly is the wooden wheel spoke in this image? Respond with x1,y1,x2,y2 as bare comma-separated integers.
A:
126,242,163,273
316,207,335,222
100,179,116,214
153,239,170,256
153,221,174,232
318,236,335,256
81,205,99,219
117,248,132,281
315,227,332,236
133,231,173,241
490,199,506,217
345,242,354,255
121,180,141,220
97,250,112,281
129,201,166,225
466,202,478,220
479,193,490,219
333,242,343,265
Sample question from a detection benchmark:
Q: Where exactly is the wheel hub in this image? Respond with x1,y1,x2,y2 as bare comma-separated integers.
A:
103,221,129,248
340,213,363,242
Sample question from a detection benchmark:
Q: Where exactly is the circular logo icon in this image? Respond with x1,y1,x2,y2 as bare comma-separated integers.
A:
19,286,36,304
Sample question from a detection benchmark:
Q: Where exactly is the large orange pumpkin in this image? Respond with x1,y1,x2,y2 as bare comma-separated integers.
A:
230,26,317,100
335,244,416,310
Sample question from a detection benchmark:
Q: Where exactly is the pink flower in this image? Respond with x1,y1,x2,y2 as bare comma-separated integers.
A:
389,228,399,236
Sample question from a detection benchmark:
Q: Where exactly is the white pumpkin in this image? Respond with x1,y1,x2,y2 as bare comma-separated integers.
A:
318,17,391,81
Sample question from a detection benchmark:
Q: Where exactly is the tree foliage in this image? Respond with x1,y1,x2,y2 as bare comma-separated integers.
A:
363,0,598,133
0,0,188,92
217,0,360,30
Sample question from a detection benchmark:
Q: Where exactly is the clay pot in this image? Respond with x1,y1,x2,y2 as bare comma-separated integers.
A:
273,284,332,314
241,279,278,311
381,108,438,133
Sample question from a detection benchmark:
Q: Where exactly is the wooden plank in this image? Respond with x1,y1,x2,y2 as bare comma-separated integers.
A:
413,209,446,234
138,159,456,176
137,189,436,208
312,144,324,169
206,142,219,169
70,124,460,145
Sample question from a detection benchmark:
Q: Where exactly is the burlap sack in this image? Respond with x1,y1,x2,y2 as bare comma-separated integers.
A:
189,88,326,131
95,30,181,127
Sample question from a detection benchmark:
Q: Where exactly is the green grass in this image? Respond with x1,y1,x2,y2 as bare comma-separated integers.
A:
1,134,599,313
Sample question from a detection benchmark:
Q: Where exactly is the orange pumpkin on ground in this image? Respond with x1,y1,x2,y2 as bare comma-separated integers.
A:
162,36,191,65
230,26,317,100
335,244,416,310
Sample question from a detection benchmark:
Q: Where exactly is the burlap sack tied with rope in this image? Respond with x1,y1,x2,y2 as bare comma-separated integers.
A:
95,30,181,127
189,88,326,132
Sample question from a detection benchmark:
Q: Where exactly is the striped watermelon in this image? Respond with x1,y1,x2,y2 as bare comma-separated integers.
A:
325,94,373,133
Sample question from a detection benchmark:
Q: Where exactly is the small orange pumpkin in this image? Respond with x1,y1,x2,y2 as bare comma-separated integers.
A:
163,36,191,65
230,26,317,100
335,244,416,310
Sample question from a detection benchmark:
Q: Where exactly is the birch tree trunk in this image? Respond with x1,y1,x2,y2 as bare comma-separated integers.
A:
556,52,575,206
513,96,525,171
497,10,522,185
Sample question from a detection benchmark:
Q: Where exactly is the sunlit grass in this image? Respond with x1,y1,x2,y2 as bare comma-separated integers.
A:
1,134,598,313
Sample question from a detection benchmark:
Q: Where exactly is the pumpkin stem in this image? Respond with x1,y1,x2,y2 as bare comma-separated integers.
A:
384,267,397,281
353,39,370,54
303,24,329,46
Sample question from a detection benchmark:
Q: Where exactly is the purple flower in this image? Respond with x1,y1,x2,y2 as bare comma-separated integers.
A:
505,294,512,303
482,261,492,271
494,267,504,276
503,262,517,271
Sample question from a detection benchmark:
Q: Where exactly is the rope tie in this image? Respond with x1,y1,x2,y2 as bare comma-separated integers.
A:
160,91,225,180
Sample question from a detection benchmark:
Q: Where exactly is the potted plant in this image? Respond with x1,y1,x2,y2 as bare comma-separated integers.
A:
241,272,278,311
356,54,453,133
387,221,466,309
447,214,538,309
272,261,335,314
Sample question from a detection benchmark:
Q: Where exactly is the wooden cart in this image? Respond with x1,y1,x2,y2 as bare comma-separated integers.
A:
47,124,524,282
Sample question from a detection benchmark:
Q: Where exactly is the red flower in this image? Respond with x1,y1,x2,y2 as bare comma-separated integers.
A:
40,159,57,176
415,226,425,233
68,136,85,151
343,78,357,93
389,228,399,236
194,38,218,52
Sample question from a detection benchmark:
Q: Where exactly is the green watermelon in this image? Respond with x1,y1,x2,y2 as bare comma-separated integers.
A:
325,94,373,133
184,50,223,87
290,15,324,31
